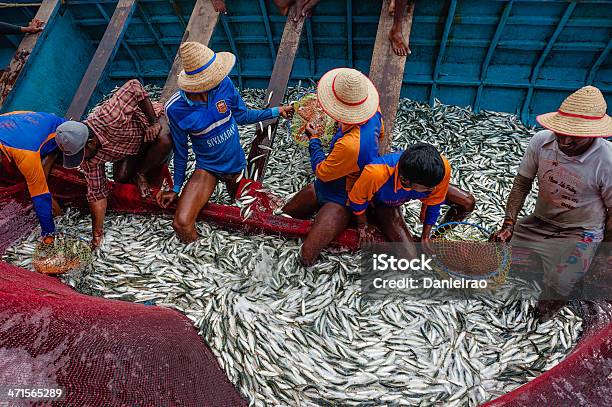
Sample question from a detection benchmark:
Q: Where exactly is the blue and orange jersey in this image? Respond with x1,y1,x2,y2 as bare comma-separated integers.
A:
165,77,279,193
309,111,384,205
348,151,452,225
0,111,65,236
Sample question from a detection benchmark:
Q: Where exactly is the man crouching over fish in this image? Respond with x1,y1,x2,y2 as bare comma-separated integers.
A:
281,68,384,266
490,86,612,320
0,112,66,244
54,79,172,248
349,143,452,257
156,42,293,242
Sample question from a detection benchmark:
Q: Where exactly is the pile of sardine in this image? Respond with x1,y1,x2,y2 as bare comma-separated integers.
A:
4,90,582,407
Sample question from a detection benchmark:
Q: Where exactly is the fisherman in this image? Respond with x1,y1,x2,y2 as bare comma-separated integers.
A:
490,86,612,319
54,79,172,248
348,143,454,256
0,111,65,243
281,68,384,265
157,42,293,242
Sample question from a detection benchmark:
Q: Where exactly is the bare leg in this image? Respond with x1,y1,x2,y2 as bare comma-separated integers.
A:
296,0,320,19
272,0,294,16
281,183,319,220
389,0,410,56
370,205,418,258
223,174,242,201
301,202,351,266
438,184,476,224
112,128,173,197
173,169,218,243
135,126,173,197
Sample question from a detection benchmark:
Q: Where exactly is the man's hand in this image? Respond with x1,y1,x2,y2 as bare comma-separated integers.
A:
91,229,104,250
304,122,318,139
21,18,44,34
490,222,514,242
156,190,177,208
210,0,227,13
144,122,162,143
358,222,377,247
278,105,294,119
420,235,434,255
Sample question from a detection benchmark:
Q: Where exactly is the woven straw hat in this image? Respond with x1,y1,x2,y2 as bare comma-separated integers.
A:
536,86,612,138
177,42,236,93
316,68,379,125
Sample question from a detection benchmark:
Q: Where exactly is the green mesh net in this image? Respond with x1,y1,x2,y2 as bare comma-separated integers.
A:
32,235,93,275
289,93,337,147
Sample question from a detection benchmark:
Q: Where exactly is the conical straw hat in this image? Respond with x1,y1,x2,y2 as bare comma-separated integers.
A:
316,68,380,125
177,42,236,93
536,85,612,138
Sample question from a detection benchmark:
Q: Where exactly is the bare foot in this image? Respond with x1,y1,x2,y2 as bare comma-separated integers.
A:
389,27,410,56
389,0,396,15
134,172,151,198
210,0,227,14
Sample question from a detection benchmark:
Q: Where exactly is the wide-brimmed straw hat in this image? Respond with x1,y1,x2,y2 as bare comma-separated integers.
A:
536,85,612,138
317,68,379,125
177,42,236,93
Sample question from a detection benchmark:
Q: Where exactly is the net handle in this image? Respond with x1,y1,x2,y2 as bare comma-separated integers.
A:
433,221,492,236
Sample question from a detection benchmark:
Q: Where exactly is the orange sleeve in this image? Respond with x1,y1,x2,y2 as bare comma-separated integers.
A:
0,111,33,117
420,156,451,206
314,131,360,182
10,148,49,197
348,164,392,215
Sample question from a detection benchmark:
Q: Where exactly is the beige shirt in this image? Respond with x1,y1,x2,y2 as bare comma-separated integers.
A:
518,130,612,230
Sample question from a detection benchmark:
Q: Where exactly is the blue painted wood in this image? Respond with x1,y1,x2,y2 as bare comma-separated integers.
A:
2,0,610,125
2,4,95,115
520,1,577,122
347,0,353,68
429,0,458,106
95,3,142,81
137,3,173,66
305,19,315,79
586,38,612,85
220,13,242,89
257,0,276,61
474,0,513,112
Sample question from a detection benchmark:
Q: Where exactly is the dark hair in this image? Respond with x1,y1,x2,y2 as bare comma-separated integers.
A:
398,143,445,187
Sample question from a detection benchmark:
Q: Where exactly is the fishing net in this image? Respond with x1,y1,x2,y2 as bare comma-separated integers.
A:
288,92,337,146
431,222,511,286
0,261,247,406
31,235,92,275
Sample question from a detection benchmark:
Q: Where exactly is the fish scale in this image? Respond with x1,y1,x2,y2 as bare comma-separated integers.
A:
3,91,580,407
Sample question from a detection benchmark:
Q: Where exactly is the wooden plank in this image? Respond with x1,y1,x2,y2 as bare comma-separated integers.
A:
0,0,60,109
369,0,415,153
246,7,305,182
66,0,137,120
160,0,219,103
